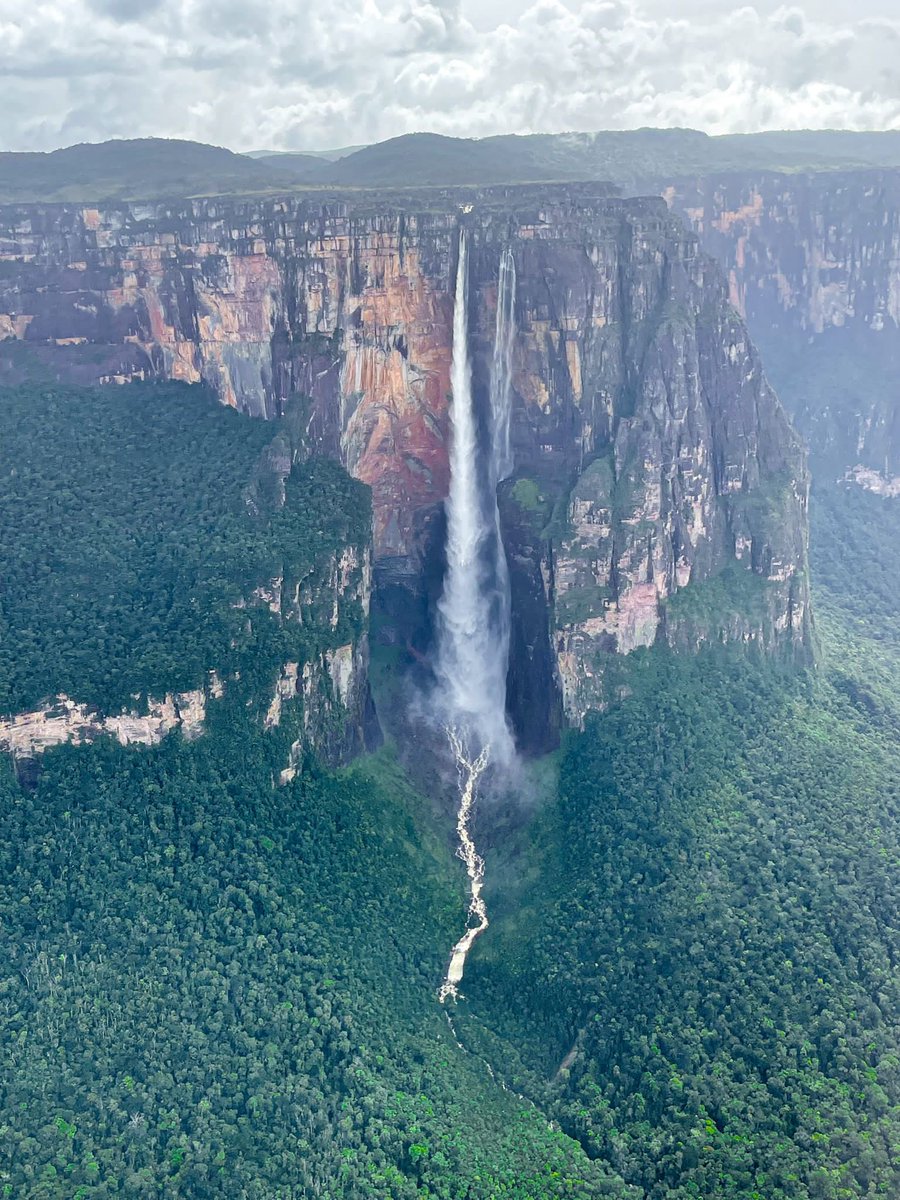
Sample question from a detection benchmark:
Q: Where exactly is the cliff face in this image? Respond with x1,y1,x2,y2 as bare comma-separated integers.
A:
245,537,376,774
475,207,809,727
0,199,456,581
0,539,374,772
664,172,900,487
0,187,811,731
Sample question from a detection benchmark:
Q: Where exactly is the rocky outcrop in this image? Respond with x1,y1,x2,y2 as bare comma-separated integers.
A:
0,686,211,759
1,526,375,766
252,533,376,768
271,638,376,783
842,465,900,498
663,172,900,480
0,186,810,731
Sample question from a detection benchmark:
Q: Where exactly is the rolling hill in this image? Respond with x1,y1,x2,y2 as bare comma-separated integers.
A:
5,127,900,204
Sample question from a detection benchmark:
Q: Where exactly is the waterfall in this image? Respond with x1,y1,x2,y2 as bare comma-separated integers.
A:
490,247,516,486
437,229,517,1002
435,230,515,764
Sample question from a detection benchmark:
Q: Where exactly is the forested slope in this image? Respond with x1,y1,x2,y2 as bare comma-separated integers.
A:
457,479,900,1199
2,379,900,1198
0,381,623,1198
0,382,369,715
0,730,627,1198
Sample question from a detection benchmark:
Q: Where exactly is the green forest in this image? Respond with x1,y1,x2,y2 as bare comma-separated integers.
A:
457,480,900,1198
2,380,900,1197
0,382,369,715
0,721,622,1198
0,382,615,1198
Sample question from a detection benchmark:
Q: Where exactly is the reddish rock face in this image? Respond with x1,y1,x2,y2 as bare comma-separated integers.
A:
336,234,453,566
0,201,460,575
0,187,812,729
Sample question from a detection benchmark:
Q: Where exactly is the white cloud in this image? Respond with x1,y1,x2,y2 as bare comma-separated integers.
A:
0,0,899,151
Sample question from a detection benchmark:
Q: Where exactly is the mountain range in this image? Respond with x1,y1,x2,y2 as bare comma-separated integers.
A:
6,127,900,202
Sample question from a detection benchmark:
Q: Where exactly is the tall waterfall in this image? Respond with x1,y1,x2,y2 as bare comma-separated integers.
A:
437,229,517,1002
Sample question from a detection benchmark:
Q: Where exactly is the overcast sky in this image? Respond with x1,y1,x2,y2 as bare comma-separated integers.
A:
2,0,900,153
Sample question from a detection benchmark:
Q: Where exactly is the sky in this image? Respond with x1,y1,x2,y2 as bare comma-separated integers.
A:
2,0,900,153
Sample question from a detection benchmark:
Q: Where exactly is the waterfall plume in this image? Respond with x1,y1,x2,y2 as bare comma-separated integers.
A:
436,229,518,1000
435,229,515,766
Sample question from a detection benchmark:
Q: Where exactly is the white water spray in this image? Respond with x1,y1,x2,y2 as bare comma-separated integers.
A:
437,230,517,1001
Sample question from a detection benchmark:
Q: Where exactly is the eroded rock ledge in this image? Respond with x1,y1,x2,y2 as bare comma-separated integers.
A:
843,465,900,498
0,686,211,759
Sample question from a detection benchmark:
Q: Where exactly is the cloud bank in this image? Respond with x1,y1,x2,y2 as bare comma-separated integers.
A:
2,0,899,151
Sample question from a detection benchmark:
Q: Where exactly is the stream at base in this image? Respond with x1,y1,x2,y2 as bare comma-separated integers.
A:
438,728,490,1002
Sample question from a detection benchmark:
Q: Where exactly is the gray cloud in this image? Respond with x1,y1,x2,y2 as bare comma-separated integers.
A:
86,0,162,22
1,0,899,151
